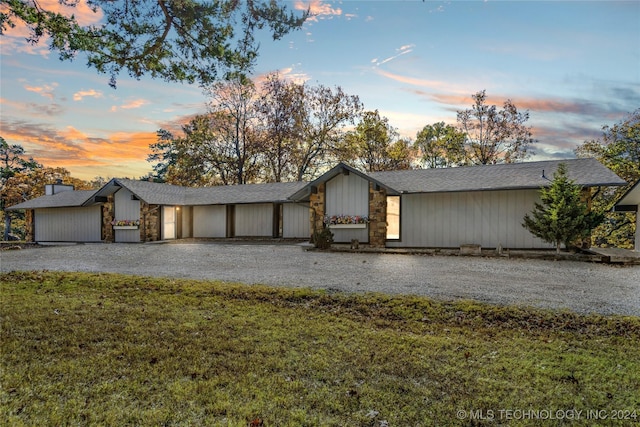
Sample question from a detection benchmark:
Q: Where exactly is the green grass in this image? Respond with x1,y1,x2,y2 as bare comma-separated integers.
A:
1,271,639,426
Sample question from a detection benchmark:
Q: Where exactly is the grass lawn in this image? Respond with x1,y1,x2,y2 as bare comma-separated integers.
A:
1,271,639,426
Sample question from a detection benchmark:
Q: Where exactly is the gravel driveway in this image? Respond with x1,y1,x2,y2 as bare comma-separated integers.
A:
2,242,639,316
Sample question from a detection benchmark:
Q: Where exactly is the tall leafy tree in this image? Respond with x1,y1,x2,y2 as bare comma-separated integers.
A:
414,122,466,168
255,72,305,182
150,114,240,186
205,77,261,184
150,74,363,184
148,129,181,183
0,138,40,240
575,109,639,248
385,138,414,171
338,110,411,172
522,163,604,253
1,0,308,88
296,84,362,180
457,90,535,165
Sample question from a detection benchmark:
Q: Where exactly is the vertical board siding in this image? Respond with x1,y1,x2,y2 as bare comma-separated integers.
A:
114,227,140,242
34,206,101,242
326,174,369,217
114,189,141,242
387,189,554,249
181,206,192,238
283,203,310,238
235,204,273,237
330,227,369,243
325,173,370,243
114,189,140,221
636,210,640,251
193,205,226,238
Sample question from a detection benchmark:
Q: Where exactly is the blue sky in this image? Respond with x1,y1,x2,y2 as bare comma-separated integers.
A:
1,0,638,181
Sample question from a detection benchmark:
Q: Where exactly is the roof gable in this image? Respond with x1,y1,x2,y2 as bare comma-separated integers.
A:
615,179,640,207
288,163,400,202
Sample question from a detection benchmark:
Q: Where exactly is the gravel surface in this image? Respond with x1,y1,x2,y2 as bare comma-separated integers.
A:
2,242,639,316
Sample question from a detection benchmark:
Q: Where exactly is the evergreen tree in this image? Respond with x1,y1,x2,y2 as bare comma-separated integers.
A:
522,163,604,253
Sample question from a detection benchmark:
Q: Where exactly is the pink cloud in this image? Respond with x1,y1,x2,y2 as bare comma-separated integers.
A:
110,99,149,111
252,68,310,87
73,89,103,101
431,92,610,117
295,0,343,21
374,69,445,90
23,83,58,100
0,118,157,177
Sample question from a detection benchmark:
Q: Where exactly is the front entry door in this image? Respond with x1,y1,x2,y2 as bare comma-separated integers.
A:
162,206,176,240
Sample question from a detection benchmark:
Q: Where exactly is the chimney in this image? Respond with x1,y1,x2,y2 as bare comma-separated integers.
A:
45,181,75,195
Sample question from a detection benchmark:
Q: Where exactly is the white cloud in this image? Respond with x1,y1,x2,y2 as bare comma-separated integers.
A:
373,44,416,67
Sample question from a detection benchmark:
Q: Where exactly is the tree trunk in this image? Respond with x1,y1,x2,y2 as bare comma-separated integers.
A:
4,212,11,241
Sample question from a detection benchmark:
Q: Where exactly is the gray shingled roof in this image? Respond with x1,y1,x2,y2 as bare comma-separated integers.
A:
111,179,188,205
91,178,308,206
8,158,625,210
7,190,98,210
185,181,308,205
369,158,626,194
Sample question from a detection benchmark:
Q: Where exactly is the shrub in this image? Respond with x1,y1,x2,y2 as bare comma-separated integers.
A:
312,227,334,249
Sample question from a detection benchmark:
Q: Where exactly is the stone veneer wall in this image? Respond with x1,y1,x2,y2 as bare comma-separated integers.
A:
25,209,35,242
140,203,160,242
309,182,326,236
102,195,115,242
368,183,387,247
101,197,159,243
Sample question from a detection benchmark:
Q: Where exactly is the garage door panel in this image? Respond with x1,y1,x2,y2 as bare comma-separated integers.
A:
35,207,101,242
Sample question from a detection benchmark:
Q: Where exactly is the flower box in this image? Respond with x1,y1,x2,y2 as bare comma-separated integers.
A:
111,219,140,229
329,223,367,229
323,214,369,227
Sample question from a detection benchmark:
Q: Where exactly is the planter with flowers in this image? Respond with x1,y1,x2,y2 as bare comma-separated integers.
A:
324,215,369,229
112,219,140,230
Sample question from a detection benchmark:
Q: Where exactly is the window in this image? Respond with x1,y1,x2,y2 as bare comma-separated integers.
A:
386,196,400,240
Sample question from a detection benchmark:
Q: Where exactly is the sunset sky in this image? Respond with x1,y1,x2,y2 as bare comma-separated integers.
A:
1,0,639,181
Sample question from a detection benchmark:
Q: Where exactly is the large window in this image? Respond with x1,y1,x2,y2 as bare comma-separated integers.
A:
386,196,400,240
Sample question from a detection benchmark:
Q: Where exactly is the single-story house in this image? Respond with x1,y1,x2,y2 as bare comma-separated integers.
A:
9,179,310,243
8,158,627,249
614,179,640,251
